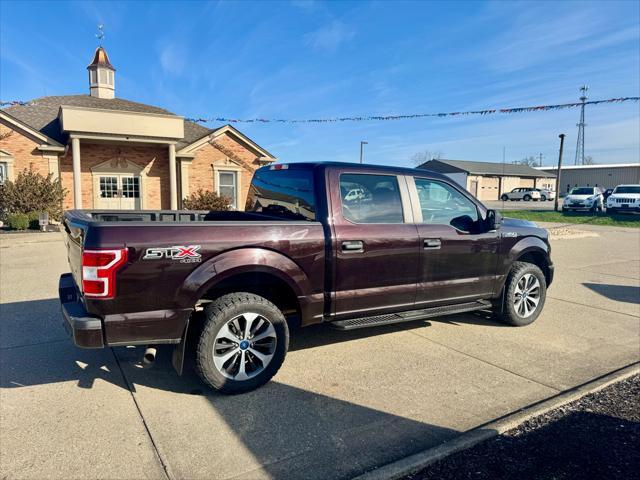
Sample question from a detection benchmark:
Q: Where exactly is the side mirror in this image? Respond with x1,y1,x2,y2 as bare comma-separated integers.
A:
486,209,502,231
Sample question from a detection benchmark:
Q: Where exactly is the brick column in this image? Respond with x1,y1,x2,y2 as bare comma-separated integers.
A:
168,143,177,210
71,137,82,209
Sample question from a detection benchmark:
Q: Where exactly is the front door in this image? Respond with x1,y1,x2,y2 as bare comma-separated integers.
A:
329,169,420,319
411,176,499,306
98,174,141,210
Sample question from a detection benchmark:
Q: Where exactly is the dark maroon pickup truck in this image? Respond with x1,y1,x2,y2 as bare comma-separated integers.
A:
60,162,553,393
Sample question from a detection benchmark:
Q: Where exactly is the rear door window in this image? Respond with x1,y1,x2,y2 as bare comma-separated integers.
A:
339,173,404,224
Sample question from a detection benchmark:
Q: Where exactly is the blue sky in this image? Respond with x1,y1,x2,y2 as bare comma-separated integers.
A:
1,0,639,166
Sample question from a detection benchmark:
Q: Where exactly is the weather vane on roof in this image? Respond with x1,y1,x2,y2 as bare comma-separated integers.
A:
96,24,105,45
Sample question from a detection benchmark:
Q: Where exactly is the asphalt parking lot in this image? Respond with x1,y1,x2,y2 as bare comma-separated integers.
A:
484,199,556,210
1,224,639,480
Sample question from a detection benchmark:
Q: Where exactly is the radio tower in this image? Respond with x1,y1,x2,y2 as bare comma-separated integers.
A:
574,85,588,165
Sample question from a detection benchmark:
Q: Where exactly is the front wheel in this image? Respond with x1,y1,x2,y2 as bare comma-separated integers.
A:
495,262,547,326
607,208,617,215
196,293,289,394
501,194,509,201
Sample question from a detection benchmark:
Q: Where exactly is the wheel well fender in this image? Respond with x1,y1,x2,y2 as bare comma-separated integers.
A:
176,248,311,312
509,238,552,285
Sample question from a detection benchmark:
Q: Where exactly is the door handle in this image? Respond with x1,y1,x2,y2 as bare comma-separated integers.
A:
423,238,441,249
342,240,364,253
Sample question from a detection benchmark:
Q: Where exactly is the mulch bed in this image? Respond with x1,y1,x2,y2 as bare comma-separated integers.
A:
406,374,640,480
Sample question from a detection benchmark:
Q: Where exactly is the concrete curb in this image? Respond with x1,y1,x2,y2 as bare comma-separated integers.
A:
353,362,640,480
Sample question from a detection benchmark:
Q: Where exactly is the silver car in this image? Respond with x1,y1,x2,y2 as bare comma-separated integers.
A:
562,186,604,212
500,188,541,201
533,188,555,201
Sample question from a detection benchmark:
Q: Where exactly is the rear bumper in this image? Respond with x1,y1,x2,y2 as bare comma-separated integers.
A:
59,273,104,348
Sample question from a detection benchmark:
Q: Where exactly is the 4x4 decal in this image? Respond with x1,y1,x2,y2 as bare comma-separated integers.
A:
143,245,202,263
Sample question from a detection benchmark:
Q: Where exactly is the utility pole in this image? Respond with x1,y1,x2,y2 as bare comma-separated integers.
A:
360,141,368,164
574,85,588,165
554,134,566,212
538,153,544,167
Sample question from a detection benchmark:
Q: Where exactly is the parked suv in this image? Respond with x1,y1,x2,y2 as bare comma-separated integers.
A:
60,162,553,394
606,184,640,214
562,186,604,212
501,188,541,201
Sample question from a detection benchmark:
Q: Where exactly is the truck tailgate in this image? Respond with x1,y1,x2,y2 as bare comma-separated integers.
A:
63,218,86,292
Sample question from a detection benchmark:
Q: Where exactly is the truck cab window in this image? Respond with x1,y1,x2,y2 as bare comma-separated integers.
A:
340,173,404,224
246,168,316,221
414,178,479,231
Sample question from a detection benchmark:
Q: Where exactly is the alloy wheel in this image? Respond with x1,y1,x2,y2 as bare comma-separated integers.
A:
513,273,541,318
213,312,277,381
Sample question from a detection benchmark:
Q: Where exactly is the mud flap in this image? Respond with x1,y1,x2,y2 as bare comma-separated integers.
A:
171,316,189,375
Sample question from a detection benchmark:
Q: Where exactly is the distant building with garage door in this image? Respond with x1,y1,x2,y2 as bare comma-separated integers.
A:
536,163,640,195
419,159,556,201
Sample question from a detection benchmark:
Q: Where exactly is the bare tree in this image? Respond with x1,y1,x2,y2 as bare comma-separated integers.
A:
411,150,443,167
515,156,538,167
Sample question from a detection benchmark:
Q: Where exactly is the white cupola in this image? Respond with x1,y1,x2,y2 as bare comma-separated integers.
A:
87,46,115,99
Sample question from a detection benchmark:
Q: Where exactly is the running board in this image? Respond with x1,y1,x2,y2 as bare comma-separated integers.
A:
329,300,492,331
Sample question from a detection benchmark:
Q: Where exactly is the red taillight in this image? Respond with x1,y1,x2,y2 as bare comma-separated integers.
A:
82,249,128,299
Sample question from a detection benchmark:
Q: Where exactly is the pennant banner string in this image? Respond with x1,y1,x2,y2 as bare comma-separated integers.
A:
2,96,638,124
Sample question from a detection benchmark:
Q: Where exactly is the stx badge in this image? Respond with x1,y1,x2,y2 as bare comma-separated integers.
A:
143,245,202,263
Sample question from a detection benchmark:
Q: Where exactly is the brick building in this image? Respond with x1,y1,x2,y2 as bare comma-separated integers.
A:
0,46,275,211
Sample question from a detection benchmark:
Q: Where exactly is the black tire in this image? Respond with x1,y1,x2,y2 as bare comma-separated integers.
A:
495,261,547,327
562,207,570,212
196,292,289,394
501,194,509,201
589,203,597,212
541,195,547,201
523,194,531,201
607,208,617,215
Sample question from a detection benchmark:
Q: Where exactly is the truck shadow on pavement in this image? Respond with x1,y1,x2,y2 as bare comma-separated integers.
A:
582,283,640,305
1,299,478,479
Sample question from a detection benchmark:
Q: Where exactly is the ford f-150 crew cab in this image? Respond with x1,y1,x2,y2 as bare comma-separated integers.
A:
60,162,554,393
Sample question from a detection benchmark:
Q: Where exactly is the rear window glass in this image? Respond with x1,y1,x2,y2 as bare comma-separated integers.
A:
614,186,640,194
246,168,316,221
340,173,404,223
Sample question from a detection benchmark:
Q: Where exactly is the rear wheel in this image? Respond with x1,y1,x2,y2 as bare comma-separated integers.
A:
196,293,289,394
524,194,532,201
495,261,546,326
540,195,547,201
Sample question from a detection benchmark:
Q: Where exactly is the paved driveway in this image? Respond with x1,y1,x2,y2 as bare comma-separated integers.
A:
1,226,639,479
484,199,555,210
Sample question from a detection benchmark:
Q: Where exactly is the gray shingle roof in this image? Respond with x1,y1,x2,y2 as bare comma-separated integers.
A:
420,159,556,178
2,95,214,148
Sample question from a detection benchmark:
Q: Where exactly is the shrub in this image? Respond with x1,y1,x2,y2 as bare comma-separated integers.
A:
183,189,231,211
0,168,66,221
6,213,29,230
27,211,41,230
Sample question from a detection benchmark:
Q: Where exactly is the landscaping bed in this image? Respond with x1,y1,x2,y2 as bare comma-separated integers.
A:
406,374,640,480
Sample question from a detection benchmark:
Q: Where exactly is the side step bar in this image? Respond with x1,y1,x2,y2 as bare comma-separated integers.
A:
329,300,492,331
